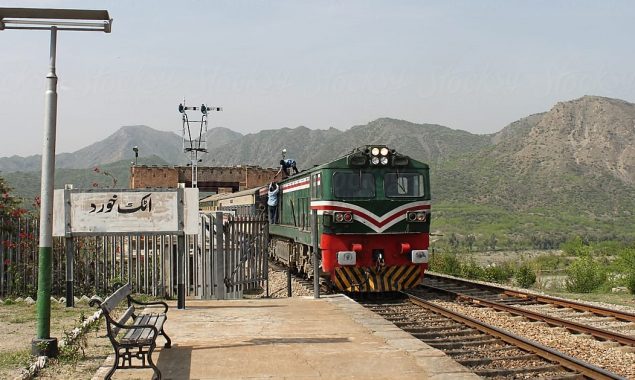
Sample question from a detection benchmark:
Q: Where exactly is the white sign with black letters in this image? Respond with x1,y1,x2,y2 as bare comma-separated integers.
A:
53,188,198,235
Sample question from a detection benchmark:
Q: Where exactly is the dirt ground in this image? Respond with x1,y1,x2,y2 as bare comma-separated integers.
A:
0,300,111,379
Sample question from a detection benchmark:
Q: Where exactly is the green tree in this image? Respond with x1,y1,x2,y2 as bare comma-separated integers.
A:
565,256,607,293
515,264,536,288
488,234,497,250
465,234,476,251
561,236,591,256
449,233,460,250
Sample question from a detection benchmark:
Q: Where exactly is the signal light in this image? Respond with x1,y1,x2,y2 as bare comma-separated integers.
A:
343,212,353,222
334,212,344,223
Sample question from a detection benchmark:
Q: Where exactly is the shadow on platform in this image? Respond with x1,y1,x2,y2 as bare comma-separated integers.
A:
155,337,350,378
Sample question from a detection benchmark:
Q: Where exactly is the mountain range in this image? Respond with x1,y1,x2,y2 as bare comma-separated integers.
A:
2,95,635,246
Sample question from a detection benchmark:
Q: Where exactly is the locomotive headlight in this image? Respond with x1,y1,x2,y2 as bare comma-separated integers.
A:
334,212,345,223
416,212,427,221
411,250,429,264
371,156,380,165
371,147,380,156
337,251,356,265
380,156,388,165
380,147,389,156
407,212,418,221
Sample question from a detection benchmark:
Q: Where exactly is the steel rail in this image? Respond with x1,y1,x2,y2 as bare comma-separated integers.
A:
421,282,635,346
425,273,635,323
404,292,626,380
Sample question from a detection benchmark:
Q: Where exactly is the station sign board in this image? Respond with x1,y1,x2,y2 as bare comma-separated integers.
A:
53,188,199,236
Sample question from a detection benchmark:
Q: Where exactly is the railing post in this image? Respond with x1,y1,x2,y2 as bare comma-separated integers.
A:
63,185,74,307
264,219,270,298
177,186,185,309
214,212,225,300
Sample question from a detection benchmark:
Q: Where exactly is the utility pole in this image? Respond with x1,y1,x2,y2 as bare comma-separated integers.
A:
178,101,222,188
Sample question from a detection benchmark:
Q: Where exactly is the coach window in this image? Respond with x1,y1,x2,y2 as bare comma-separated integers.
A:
311,173,322,199
384,173,425,198
333,171,375,198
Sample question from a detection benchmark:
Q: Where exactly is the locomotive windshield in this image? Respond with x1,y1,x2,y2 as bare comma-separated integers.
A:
385,172,425,198
333,171,375,198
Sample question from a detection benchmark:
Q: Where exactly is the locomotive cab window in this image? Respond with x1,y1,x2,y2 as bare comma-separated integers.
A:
333,171,375,198
385,173,425,198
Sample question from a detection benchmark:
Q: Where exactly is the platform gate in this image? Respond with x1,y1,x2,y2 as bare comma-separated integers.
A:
189,212,269,300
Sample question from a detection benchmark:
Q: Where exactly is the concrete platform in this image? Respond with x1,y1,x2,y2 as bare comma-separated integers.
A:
93,295,478,380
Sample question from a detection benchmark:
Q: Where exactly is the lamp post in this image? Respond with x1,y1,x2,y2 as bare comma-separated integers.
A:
133,146,139,165
0,7,112,358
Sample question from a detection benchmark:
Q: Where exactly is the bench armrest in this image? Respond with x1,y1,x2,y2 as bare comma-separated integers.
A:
128,296,169,314
89,296,103,307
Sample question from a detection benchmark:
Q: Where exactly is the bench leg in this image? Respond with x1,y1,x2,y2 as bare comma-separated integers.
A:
148,343,162,380
104,351,119,380
161,329,172,349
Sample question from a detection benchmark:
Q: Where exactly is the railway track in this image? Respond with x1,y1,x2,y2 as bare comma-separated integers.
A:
267,260,323,296
359,293,625,379
418,273,635,347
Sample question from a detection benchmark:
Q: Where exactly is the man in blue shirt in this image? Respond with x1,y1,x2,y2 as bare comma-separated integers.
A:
276,158,299,178
267,182,279,224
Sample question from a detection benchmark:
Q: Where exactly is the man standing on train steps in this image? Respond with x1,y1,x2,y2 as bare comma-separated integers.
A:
268,182,279,224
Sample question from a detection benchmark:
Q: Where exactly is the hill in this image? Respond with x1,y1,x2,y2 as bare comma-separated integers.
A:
0,126,242,172
203,118,491,169
3,96,635,246
433,96,635,246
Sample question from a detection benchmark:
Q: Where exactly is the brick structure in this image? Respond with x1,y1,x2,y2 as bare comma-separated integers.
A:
130,165,278,192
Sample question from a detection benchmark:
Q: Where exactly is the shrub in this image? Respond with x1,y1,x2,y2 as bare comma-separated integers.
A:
515,264,536,288
626,272,635,295
429,252,461,276
461,260,485,280
483,262,514,283
565,256,607,293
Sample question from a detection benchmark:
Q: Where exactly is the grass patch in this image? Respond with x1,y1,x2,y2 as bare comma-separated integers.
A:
544,290,635,308
0,302,92,331
0,349,31,370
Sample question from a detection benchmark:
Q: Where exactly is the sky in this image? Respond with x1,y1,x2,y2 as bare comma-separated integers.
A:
1,0,634,157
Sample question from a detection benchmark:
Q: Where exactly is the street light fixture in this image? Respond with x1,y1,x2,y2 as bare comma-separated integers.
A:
0,7,112,358
133,146,139,166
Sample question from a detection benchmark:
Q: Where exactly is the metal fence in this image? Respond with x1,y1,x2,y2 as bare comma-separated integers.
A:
0,213,269,300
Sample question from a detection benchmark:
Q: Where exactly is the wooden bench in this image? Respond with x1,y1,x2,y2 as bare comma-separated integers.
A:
90,283,171,380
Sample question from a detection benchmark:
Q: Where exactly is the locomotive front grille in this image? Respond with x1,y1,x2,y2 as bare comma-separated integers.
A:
333,265,422,292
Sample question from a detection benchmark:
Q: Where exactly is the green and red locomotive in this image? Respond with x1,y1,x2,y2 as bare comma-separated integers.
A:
205,145,431,292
